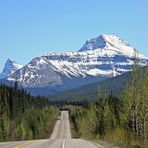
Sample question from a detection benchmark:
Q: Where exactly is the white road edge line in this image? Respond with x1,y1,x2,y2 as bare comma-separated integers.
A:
62,139,66,148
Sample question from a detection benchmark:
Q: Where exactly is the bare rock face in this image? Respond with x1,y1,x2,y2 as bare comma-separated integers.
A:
1,34,148,95
0,59,22,79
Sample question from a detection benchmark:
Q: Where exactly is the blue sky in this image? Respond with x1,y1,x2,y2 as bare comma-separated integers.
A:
0,0,148,70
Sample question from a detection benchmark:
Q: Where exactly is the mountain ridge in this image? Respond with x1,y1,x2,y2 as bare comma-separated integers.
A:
1,34,148,96
0,59,23,79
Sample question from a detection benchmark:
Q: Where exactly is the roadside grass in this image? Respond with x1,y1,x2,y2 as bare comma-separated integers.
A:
103,128,148,148
69,113,118,148
69,110,147,148
41,118,57,139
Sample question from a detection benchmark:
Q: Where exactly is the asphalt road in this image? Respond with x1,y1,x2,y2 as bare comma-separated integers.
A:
0,111,103,148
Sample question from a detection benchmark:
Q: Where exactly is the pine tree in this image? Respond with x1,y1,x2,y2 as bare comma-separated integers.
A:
138,67,148,141
96,87,107,136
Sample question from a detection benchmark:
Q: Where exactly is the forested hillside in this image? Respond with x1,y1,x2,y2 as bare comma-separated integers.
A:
49,65,148,102
69,62,148,147
0,82,58,142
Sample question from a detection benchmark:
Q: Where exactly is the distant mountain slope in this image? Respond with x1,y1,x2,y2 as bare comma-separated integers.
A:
48,66,148,101
0,59,23,79
1,34,148,96
48,73,128,101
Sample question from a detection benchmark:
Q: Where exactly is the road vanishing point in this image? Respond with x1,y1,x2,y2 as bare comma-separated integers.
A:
0,111,103,148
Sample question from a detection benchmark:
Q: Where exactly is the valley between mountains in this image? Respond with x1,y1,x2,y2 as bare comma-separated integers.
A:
0,34,148,147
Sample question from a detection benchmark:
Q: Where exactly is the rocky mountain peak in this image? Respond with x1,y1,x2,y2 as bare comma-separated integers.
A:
0,59,23,79
79,35,106,51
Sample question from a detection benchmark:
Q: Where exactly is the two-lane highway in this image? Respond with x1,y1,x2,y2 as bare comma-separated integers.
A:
0,111,103,148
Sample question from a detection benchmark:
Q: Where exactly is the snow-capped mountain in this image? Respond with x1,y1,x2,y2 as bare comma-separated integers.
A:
0,59,23,79
1,34,148,95
79,34,145,57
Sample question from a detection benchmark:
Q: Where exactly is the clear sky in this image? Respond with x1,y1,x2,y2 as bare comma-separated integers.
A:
0,0,148,71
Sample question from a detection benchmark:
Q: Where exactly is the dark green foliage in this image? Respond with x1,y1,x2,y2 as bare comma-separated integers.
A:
96,90,123,136
68,60,148,147
0,84,58,141
49,66,148,102
69,91,123,138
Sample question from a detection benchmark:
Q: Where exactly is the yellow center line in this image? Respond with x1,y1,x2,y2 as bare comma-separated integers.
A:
14,140,40,148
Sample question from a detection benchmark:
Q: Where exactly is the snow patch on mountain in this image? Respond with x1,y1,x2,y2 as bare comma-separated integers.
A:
79,34,146,58
0,59,23,79
3,34,148,89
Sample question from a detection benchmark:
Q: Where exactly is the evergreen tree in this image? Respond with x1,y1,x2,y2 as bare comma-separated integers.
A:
0,83,58,141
